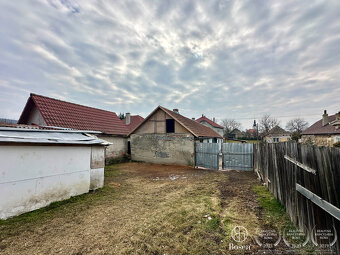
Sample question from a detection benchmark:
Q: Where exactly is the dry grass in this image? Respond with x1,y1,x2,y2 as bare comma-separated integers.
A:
0,162,308,254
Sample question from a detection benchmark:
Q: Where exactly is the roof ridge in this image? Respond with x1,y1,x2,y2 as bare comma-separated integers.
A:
160,106,199,136
196,115,223,128
30,93,118,115
160,106,222,138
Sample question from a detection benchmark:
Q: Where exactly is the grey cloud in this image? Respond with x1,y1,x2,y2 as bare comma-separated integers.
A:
0,0,340,129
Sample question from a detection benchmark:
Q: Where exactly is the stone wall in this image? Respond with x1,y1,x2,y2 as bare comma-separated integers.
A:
301,134,340,147
97,135,128,159
130,133,195,166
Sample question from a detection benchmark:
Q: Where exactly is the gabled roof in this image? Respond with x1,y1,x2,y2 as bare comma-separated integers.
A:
268,126,290,135
196,116,223,129
122,115,144,132
302,113,340,135
18,93,129,135
129,106,222,138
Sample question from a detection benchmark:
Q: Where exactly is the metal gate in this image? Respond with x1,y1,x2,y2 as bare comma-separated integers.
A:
195,142,219,170
222,143,253,170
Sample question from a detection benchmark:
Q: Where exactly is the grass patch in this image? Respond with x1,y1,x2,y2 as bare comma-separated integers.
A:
253,185,286,220
0,164,123,238
105,155,130,165
253,185,316,254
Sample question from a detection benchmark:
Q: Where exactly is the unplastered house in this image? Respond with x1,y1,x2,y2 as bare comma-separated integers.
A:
301,110,340,146
18,93,143,160
264,126,291,143
195,115,224,142
129,106,222,166
0,126,108,219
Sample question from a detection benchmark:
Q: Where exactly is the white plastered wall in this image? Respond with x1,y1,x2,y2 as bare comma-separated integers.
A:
0,145,92,219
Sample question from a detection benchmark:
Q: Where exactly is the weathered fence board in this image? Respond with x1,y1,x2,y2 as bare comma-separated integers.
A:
195,142,219,170
222,143,253,170
254,142,340,254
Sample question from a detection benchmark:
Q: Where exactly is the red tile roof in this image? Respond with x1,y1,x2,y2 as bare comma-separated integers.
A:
302,114,340,135
122,115,144,132
130,106,222,138
196,116,223,129
18,93,129,135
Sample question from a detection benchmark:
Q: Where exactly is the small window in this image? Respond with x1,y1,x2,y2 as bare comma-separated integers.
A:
336,137,340,142
166,119,175,133
273,137,280,143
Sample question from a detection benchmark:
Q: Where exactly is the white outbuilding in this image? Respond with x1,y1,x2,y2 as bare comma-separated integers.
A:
0,126,109,220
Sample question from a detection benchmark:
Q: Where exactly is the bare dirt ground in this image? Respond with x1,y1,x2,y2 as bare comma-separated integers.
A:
0,163,309,254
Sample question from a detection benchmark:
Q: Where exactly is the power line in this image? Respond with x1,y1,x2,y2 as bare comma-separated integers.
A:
229,113,322,120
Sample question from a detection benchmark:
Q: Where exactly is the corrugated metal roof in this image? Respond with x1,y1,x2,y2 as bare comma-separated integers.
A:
0,128,109,145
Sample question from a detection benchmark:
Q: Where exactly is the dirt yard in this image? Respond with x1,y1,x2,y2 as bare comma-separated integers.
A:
0,163,313,254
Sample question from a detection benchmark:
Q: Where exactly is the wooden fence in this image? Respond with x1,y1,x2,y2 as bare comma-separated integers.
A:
254,142,340,253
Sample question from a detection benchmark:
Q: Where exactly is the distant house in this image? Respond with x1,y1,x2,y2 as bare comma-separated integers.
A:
0,126,108,219
129,106,222,166
264,126,291,143
301,110,340,147
195,115,224,142
229,128,244,139
17,93,143,160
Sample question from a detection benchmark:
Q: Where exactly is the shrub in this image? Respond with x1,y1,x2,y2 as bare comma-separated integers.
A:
334,141,340,148
106,155,130,165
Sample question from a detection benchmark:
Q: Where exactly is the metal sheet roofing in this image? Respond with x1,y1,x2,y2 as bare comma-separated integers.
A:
0,128,109,145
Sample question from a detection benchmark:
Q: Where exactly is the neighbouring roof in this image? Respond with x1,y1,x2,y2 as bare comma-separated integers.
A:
196,116,224,129
302,113,340,135
246,129,256,134
230,128,243,134
0,127,109,145
268,126,290,135
122,115,144,132
130,106,222,138
18,93,130,136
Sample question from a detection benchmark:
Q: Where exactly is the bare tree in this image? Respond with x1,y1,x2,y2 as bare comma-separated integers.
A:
286,118,309,134
259,114,280,134
220,118,242,138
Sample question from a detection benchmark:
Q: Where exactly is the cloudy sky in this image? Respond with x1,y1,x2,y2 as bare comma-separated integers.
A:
1,0,340,129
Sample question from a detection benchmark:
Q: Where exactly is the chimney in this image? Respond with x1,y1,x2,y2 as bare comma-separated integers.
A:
202,114,204,117
173,109,179,114
322,110,328,126
192,117,195,120
213,117,216,122
125,113,131,125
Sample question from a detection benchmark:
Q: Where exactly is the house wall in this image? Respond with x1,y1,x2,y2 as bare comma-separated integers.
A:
301,134,340,147
130,133,195,166
265,135,291,143
97,135,128,160
199,121,224,137
134,109,190,134
0,144,105,219
26,105,46,125
90,146,105,190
